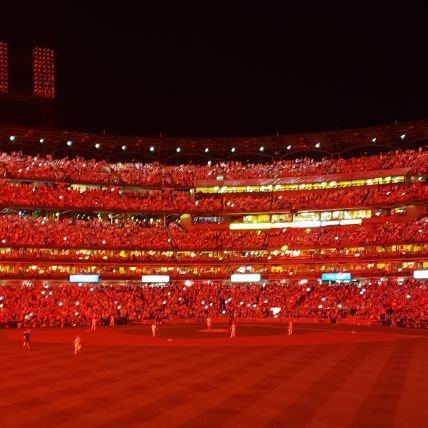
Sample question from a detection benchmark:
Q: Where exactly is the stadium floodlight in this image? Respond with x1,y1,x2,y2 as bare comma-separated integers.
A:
0,41,8,94
9,135,15,142
39,138,45,143
315,142,321,148
176,147,181,152
33,46,55,98
400,134,406,140
204,147,209,153
141,275,170,283
413,270,428,279
69,274,100,283
67,140,72,146
231,273,261,283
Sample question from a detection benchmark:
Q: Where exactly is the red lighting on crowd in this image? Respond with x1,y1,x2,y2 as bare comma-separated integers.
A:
33,46,55,98
0,41,8,94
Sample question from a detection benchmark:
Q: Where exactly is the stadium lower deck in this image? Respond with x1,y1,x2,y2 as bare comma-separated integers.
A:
1,322,427,427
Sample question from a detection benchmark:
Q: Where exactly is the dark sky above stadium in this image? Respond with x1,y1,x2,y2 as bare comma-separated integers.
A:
2,4,428,137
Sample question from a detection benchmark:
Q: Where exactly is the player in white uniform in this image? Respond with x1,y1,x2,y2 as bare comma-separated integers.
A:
151,322,157,337
288,320,293,336
230,321,236,339
74,335,82,355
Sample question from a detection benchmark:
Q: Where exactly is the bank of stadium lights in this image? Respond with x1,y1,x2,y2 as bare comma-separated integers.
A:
400,134,406,140
0,42,8,94
66,140,72,147
33,46,55,99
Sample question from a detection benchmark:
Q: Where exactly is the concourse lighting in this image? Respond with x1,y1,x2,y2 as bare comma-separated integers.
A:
287,145,292,150
95,143,101,149
66,140,72,146
231,147,236,153
230,223,272,230
315,142,321,148
204,147,209,153
121,145,127,151
9,135,15,142
39,138,45,143
149,146,155,152
229,218,362,230
400,134,406,140
259,146,264,152
372,137,377,143
176,147,181,153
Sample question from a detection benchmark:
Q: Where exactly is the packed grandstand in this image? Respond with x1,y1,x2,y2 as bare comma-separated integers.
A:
0,121,428,329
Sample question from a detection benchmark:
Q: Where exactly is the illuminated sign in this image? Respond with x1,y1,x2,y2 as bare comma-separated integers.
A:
321,273,351,281
141,275,170,283
231,273,261,283
413,270,428,279
69,274,99,283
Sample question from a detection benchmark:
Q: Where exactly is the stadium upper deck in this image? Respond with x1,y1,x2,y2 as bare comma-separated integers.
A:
0,121,428,282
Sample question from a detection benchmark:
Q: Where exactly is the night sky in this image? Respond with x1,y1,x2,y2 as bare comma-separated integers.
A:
1,4,428,137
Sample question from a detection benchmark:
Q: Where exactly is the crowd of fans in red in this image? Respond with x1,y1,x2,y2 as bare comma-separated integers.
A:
1,215,428,250
0,244,426,265
0,181,427,214
1,148,427,186
0,148,428,329
0,279,426,328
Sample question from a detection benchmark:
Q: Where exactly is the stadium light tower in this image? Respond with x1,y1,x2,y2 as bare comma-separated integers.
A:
0,42,55,126
33,46,55,98
0,41,8,94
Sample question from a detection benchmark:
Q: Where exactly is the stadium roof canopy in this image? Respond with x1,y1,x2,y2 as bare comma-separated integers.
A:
1,119,428,164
